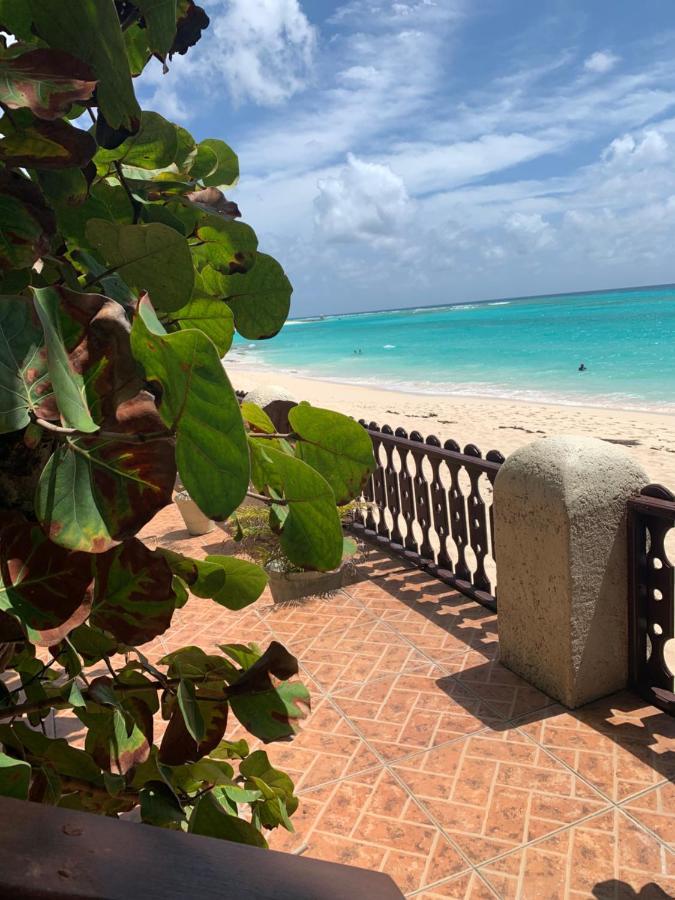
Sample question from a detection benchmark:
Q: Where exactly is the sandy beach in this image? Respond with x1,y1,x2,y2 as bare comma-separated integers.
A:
230,364,675,488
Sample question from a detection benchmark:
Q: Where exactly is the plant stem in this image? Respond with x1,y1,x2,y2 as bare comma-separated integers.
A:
33,417,170,445
114,160,140,224
246,491,288,506
248,432,294,440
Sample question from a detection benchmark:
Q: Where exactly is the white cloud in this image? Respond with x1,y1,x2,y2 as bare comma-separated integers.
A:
314,153,411,243
189,0,316,106
584,50,620,74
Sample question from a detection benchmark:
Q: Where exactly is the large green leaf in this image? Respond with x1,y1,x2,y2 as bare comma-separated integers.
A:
32,286,98,433
0,751,31,800
220,253,292,340
199,139,239,188
94,111,179,172
35,423,176,553
86,220,194,312
0,47,96,120
130,295,249,520
189,791,267,847
230,680,310,744
249,442,343,570
0,513,92,635
0,295,55,433
0,1,34,41
160,550,267,610
192,217,258,276
140,780,186,826
135,0,178,57
290,403,375,504
91,539,176,645
177,678,205,743
29,0,141,133
166,298,234,355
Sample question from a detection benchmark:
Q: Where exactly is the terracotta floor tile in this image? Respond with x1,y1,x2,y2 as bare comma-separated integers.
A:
519,692,675,802
295,618,431,693
441,653,555,720
393,728,610,864
410,871,499,899
256,695,381,791
357,588,499,662
259,591,374,645
623,782,675,850
333,664,502,761
479,809,675,899
267,768,468,895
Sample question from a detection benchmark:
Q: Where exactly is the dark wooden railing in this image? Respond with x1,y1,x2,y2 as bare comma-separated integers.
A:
351,422,504,611
0,796,404,899
627,483,675,714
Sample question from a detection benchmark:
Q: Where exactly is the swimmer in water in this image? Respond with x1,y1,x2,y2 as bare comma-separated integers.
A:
578,362,587,372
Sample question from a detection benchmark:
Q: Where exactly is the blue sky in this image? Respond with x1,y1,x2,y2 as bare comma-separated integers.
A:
138,0,675,316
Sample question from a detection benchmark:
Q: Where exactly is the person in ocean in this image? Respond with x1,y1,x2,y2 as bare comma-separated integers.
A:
578,362,587,371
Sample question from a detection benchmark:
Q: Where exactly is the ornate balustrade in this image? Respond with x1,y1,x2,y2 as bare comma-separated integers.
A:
627,483,675,713
351,421,504,611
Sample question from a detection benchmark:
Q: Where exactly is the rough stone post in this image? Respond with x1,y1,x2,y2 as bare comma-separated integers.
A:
493,435,649,708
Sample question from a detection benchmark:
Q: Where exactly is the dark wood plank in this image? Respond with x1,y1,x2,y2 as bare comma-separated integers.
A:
0,797,404,900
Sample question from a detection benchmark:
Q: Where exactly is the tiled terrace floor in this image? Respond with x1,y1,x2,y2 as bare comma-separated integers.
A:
137,507,675,899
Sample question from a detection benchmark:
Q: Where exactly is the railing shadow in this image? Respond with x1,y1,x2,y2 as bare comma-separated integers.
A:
353,549,498,658
592,881,671,898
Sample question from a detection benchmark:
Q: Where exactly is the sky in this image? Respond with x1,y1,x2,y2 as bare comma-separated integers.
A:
138,0,675,316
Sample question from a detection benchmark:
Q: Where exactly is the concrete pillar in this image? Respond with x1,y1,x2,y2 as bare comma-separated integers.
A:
493,436,648,708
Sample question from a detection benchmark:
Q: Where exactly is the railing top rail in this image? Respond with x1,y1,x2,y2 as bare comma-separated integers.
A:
627,483,675,519
360,421,504,473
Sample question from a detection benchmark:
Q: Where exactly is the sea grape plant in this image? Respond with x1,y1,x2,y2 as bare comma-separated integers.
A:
0,1,374,844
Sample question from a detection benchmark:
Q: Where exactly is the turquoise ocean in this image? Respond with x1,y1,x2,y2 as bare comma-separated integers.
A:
232,285,675,413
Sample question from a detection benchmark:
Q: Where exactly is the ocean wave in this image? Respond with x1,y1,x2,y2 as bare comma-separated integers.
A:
383,344,396,349
224,359,675,414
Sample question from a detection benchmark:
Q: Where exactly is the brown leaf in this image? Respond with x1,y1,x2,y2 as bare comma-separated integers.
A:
55,287,146,425
0,512,93,635
159,686,228,766
185,187,241,219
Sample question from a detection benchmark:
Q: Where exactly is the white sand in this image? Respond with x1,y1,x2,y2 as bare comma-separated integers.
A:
229,364,675,488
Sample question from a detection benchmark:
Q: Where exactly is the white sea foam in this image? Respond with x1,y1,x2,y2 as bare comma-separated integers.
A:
383,344,396,349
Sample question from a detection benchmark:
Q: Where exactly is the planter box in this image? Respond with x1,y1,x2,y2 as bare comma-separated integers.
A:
174,494,215,536
267,560,360,604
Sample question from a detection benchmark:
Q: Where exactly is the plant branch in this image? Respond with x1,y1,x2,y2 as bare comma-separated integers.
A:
0,674,230,721
248,432,294,440
81,264,123,290
114,161,139,223
246,491,288,506
33,417,170,445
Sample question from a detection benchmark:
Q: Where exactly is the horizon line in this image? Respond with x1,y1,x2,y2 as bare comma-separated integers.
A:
289,279,675,322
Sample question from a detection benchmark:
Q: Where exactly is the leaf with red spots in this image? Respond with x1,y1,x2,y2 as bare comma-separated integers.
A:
0,48,96,120
35,420,176,554
91,539,176,645
0,512,92,636
82,697,153,776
